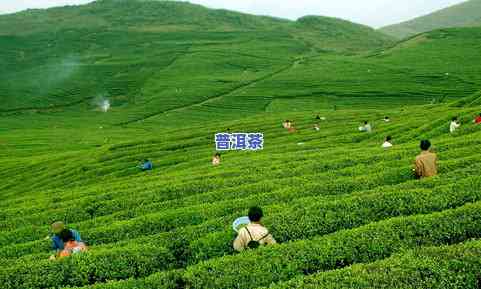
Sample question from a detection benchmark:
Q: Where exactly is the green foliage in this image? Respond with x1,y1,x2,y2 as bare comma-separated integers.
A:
0,0,393,115
1,1,481,289
267,240,481,289
380,0,481,39
0,245,175,289
183,202,481,289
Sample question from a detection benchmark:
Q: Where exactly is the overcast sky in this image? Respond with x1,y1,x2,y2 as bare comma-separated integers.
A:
0,0,468,28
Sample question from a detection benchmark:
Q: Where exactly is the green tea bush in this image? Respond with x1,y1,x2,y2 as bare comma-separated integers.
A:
188,175,481,263
0,245,175,289
183,202,481,289
267,240,481,289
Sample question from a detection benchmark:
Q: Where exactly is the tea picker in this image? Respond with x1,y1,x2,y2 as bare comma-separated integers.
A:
232,207,277,251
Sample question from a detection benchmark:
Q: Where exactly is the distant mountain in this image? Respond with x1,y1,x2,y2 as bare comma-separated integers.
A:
294,15,393,53
380,0,481,39
0,0,389,39
0,0,392,50
0,0,291,35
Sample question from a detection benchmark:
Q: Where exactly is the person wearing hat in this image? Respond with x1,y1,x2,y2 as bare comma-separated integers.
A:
50,221,82,253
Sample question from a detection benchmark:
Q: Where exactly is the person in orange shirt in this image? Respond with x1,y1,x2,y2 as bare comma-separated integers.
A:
57,229,88,258
414,140,438,179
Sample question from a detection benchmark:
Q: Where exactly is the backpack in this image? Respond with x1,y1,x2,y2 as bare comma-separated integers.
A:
245,227,270,249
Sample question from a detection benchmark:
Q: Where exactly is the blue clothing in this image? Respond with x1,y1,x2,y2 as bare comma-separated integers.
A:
52,229,82,251
142,161,153,171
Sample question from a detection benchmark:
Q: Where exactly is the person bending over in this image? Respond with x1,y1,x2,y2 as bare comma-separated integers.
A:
57,229,88,258
48,222,82,260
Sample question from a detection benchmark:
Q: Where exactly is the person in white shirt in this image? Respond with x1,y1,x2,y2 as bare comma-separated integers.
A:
314,123,320,131
450,117,460,133
384,116,391,122
382,136,393,149
359,121,372,133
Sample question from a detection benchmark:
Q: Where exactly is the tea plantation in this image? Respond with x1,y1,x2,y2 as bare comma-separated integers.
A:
1,0,481,288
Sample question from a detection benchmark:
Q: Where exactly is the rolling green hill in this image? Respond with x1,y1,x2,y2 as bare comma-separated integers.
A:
1,0,481,288
3,0,481,129
0,0,393,118
380,0,481,39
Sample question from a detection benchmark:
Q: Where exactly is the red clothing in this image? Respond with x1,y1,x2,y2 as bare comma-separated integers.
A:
475,116,481,124
59,240,87,258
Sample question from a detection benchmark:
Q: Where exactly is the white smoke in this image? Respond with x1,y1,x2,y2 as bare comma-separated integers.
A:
93,96,111,112
101,99,110,112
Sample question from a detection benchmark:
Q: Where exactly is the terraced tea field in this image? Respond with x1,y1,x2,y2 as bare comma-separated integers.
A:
1,97,481,289
2,0,481,288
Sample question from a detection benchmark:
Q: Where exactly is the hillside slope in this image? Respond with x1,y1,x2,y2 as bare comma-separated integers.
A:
219,27,481,119
0,0,393,118
2,1,481,288
380,0,481,39
1,1,481,132
1,101,481,289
